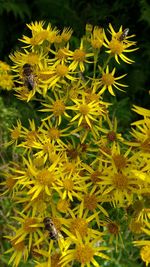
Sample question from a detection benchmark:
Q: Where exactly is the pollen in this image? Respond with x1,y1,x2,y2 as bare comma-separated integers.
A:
84,194,98,211
23,218,37,233
37,169,55,185
140,245,150,266
109,39,124,54
112,173,128,190
75,244,94,264
63,179,74,191
73,49,86,62
101,73,114,86
70,218,88,237
56,64,68,76
112,154,127,169
47,127,60,139
79,104,90,115
52,100,65,116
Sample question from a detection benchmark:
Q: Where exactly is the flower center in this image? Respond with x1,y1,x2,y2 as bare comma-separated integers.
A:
70,218,88,237
112,154,127,169
23,218,37,233
107,222,120,235
73,49,86,61
102,73,114,86
55,64,68,76
27,53,40,64
84,194,98,210
63,179,74,190
57,48,68,60
91,39,103,49
75,244,94,264
112,173,128,190
79,104,90,115
107,131,116,142
90,170,102,183
47,127,60,139
109,39,124,54
11,128,20,140
11,239,25,251
57,199,70,213
52,100,65,116
37,169,55,185
6,177,16,189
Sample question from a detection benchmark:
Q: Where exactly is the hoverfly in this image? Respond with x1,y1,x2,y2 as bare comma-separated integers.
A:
22,63,36,90
43,217,60,240
119,28,129,41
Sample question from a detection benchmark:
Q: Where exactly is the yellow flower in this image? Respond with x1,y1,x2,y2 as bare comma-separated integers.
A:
132,105,150,117
5,237,28,267
70,93,106,128
67,39,94,72
5,211,43,252
40,93,71,125
60,231,109,267
19,21,59,48
42,62,76,88
97,65,128,96
90,26,104,50
103,23,137,64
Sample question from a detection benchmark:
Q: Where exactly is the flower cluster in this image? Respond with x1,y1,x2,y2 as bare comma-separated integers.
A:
0,60,14,90
2,22,150,267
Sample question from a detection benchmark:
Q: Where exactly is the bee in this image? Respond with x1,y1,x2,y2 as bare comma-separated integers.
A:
22,63,36,90
43,217,59,240
119,28,129,41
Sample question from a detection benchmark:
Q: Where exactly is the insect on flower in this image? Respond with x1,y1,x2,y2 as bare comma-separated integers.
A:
22,63,36,90
119,28,129,41
43,217,61,240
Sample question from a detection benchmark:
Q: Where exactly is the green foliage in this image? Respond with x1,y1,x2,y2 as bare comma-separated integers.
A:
0,0,31,19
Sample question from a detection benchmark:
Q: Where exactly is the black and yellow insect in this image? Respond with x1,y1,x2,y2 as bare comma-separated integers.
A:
22,63,35,90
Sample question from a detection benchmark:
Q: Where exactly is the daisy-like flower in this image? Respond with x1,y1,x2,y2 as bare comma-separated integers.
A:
5,237,28,267
40,93,71,125
67,38,94,72
42,62,76,89
60,231,109,267
19,21,59,48
6,119,22,146
5,210,43,252
96,65,128,96
133,221,150,266
103,23,138,64
70,93,106,128
90,25,104,50
54,170,88,201
96,114,124,144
